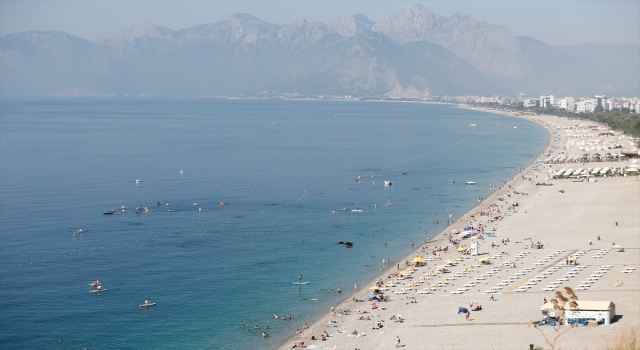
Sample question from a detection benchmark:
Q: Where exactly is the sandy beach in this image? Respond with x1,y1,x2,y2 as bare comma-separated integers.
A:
278,111,640,350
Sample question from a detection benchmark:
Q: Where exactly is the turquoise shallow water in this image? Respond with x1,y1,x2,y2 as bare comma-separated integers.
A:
0,98,548,349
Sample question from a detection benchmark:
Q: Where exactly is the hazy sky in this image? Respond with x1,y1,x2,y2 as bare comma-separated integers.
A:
1,1,638,46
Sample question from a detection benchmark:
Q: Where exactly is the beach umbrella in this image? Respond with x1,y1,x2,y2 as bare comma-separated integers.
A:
369,286,380,290
479,257,490,262
437,265,446,269
412,257,424,262
613,244,622,248
457,247,467,252
445,259,454,263
567,257,576,261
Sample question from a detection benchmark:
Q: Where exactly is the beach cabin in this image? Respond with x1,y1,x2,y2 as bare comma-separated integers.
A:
541,301,616,325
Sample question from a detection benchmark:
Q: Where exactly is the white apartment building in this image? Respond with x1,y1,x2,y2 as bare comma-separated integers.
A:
523,98,537,108
540,95,554,108
576,98,596,113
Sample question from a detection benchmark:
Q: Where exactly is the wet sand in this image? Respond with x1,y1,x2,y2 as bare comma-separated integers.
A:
278,111,640,350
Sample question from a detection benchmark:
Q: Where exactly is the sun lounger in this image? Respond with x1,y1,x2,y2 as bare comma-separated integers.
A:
484,290,497,294
417,290,432,294
393,291,408,294
450,291,464,294
621,270,633,274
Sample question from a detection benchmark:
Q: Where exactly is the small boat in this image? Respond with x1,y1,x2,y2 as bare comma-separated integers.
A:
103,209,115,215
139,303,156,307
384,181,392,186
352,208,363,213
385,200,393,206
167,208,174,212
338,208,349,211
465,181,476,185
198,208,202,212
135,180,140,183
449,179,456,183
402,171,407,175
470,124,477,127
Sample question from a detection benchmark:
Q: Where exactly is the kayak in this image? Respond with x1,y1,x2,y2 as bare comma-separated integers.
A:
139,303,156,307
292,281,309,285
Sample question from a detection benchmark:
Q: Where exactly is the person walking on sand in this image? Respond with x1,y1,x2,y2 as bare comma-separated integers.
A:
395,336,401,347
489,294,495,301
465,311,470,321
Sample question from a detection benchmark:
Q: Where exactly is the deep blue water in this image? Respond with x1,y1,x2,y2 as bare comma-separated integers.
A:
0,98,548,349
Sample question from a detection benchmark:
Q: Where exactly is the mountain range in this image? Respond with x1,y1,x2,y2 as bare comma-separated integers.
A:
1,4,638,98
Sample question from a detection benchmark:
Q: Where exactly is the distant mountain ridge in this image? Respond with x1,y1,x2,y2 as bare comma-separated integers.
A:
1,4,638,97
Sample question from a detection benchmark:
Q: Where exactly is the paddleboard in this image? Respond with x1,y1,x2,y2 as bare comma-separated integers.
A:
89,289,106,293
139,303,156,307
292,281,309,285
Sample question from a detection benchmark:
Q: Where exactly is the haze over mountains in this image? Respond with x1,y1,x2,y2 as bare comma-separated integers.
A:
1,4,638,98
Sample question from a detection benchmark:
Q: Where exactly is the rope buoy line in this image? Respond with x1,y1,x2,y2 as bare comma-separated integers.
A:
357,118,501,179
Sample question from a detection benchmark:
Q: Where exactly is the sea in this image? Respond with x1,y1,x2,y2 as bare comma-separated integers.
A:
0,98,548,349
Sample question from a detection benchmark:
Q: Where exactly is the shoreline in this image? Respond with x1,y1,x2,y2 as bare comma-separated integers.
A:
274,107,546,349
276,107,639,350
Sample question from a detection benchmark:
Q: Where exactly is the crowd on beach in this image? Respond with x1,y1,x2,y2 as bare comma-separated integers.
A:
278,112,639,350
